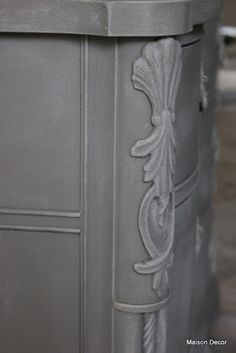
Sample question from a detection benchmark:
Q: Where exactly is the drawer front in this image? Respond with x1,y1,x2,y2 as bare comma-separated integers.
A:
198,92,217,211
167,193,198,353
202,20,219,93
174,38,202,184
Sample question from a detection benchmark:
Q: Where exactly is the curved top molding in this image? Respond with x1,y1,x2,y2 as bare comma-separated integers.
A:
0,0,221,36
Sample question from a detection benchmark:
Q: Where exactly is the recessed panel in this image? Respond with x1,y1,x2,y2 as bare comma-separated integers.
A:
0,35,81,211
0,231,80,353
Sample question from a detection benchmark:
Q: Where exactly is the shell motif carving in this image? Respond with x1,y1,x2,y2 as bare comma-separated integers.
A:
131,38,182,299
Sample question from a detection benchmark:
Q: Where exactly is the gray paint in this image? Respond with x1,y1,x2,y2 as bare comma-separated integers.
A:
0,0,221,36
0,34,81,211
0,232,80,353
0,1,220,353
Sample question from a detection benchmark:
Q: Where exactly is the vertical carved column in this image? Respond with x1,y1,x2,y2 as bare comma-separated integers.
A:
131,38,182,352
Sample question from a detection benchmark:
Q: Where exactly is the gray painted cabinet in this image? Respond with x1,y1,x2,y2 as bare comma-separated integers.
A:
0,1,221,353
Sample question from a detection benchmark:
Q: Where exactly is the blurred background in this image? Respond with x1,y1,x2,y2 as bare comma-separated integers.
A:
211,0,236,351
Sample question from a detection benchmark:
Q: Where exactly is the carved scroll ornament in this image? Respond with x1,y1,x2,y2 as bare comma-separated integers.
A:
131,38,182,353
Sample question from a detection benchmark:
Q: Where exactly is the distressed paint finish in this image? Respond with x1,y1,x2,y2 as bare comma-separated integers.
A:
131,38,182,353
131,39,182,292
0,2,220,353
0,0,221,36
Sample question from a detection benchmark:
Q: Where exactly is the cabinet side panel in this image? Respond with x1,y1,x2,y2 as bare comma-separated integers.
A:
0,34,81,212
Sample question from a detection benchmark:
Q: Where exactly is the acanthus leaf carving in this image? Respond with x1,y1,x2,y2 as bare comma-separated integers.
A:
131,38,182,353
131,38,182,298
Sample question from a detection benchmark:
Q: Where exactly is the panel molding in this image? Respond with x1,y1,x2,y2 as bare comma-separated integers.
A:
0,208,80,218
0,224,80,234
79,35,89,353
114,297,169,314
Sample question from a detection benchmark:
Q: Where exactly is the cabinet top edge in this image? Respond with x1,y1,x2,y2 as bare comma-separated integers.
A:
0,0,221,36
